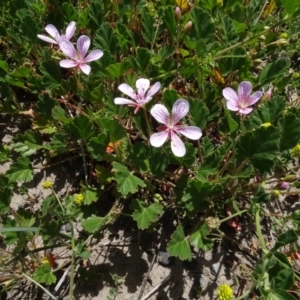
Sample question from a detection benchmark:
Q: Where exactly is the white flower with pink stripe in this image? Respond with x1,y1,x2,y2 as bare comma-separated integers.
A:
150,99,202,157
59,35,103,75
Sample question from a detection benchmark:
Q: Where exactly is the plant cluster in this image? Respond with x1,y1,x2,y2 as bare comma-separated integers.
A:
1,0,300,299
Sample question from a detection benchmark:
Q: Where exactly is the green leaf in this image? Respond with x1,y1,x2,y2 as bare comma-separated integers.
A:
258,58,290,86
6,156,33,183
130,47,151,73
20,15,38,42
245,96,286,130
105,59,131,79
11,66,31,78
36,94,56,117
87,134,109,160
224,107,238,132
33,264,56,285
82,186,98,205
201,137,215,157
189,99,209,129
40,60,62,90
185,7,215,49
0,60,8,72
112,162,146,196
268,290,297,300
278,113,300,151
68,115,95,140
95,118,126,143
161,6,176,36
141,10,156,44
157,45,176,61
274,269,294,290
82,216,105,233
12,130,42,156
0,188,12,214
236,127,280,172
189,223,213,251
197,155,222,181
272,230,298,252
131,199,163,230
278,0,300,14
94,22,119,54
167,224,192,261
52,106,70,123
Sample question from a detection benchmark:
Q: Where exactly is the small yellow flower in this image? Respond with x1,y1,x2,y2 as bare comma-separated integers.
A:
42,180,53,189
280,32,288,39
293,72,300,79
74,193,84,205
217,284,233,300
261,122,271,128
273,190,280,196
291,144,300,157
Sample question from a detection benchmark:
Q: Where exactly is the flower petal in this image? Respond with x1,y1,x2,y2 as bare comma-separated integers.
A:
136,78,150,100
171,99,189,125
37,34,58,44
65,21,76,40
59,40,77,59
223,87,239,103
150,131,169,147
77,35,90,60
79,64,91,75
248,91,263,105
239,107,253,115
145,81,161,100
84,49,103,63
118,83,137,100
150,104,170,125
170,132,186,157
238,81,252,99
175,125,202,140
114,97,137,106
226,100,239,111
45,24,60,40
59,59,77,68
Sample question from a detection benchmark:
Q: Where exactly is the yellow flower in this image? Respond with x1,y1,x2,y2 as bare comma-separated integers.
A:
291,144,300,157
293,72,300,79
176,0,188,10
42,180,53,189
280,32,288,39
74,193,84,205
217,284,233,300
261,122,271,128
273,190,280,196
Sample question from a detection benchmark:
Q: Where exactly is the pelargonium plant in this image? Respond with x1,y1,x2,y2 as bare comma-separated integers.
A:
1,1,300,300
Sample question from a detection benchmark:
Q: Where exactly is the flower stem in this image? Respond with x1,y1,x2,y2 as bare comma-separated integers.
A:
219,209,248,224
255,206,268,253
143,108,152,137
214,15,291,58
69,222,76,300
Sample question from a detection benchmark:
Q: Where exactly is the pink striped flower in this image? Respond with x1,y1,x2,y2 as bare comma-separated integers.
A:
37,21,76,44
59,35,103,75
150,99,202,157
114,78,161,114
222,81,263,115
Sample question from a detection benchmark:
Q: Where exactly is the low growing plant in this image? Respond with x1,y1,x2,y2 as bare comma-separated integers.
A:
1,0,300,299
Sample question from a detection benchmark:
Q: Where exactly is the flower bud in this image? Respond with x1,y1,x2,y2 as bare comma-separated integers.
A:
275,38,288,45
261,89,272,103
280,174,299,182
278,182,290,190
259,35,266,41
280,32,288,39
184,21,192,34
174,7,181,23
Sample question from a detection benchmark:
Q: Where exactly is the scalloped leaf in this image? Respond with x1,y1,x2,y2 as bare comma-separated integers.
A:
131,199,163,230
167,224,192,261
236,127,280,172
